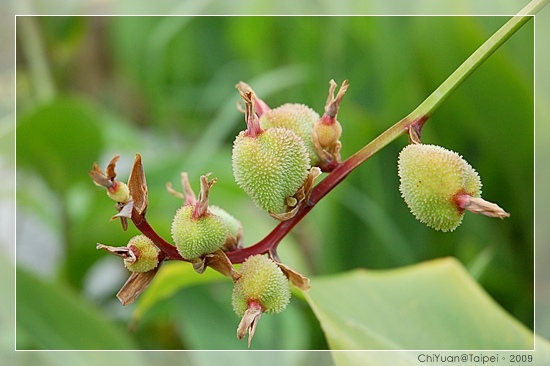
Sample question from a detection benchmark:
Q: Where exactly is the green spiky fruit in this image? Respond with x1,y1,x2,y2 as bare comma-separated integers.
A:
398,144,482,232
209,205,241,239
232,255,291,316
232,127,310,215
259,103,321,166
124,235,159,272
171,205,229,260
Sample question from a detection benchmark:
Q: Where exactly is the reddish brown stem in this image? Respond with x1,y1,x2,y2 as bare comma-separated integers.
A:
131,208,184,262
226,114,429,262
131,114,428,264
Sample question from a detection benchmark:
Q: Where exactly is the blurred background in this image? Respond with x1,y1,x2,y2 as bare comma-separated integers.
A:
13,15,534,351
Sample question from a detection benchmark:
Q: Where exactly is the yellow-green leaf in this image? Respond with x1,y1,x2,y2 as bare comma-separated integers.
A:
305,257,543,351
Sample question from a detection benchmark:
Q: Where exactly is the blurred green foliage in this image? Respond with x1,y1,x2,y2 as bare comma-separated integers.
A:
16,16,533,350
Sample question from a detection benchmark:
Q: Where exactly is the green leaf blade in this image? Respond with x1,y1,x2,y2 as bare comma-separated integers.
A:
305,257,538,350
16,267,137,350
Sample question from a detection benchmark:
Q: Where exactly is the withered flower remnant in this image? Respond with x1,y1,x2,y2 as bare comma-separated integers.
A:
232,254,291,347
89,155,134,230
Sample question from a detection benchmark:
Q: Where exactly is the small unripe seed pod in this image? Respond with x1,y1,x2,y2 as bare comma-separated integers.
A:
310,80,348,168
106,181,130,203
313,117,342,149
171,205,229,260
232,127,310,215
232,254,291,316
124,235,159,273
259,103,322,166
398,144,482,232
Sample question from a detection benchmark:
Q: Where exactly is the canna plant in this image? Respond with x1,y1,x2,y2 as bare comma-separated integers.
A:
88,3,541,348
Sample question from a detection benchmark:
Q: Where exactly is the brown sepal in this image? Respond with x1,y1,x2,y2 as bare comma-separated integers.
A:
221,225,244,252
456,195,510,219
128,154,148,216
236,84,263,137
269,167,321,221
236,301,263,348
235,81,271,117
193,174,216,219
202,249,241,282
89,155,120,188
408,124,423,145
312,133,342,169
111,199,134,231
116,264,162,306
268,251,311,291
96,243,134,262
167,172,197,207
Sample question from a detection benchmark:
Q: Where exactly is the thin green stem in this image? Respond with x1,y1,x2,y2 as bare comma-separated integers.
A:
226,2,544,263
409,0,544,121
131,2,547,265
345,0,543,176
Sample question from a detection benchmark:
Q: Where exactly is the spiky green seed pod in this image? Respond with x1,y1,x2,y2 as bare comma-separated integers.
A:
259,103,322,166
209,205,241,239
232,255,291,316
232,127,310,215
124,235,159,273
398,144,482,232
171,205,229,260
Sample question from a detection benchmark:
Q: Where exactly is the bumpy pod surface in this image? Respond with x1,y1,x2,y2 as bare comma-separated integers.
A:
171,205,228,260
398,144,482,232
259,103,321,166
232,127,310,214
124,235,159,272
232,255,291,316
209,205,241,238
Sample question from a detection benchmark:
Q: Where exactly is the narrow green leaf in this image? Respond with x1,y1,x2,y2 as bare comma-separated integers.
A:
305,257,542,351
16,266,138,350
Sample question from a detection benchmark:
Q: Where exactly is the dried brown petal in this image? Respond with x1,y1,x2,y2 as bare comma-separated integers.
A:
111,199,134,220
191,258,207,274
458,195,510,219
236,301,262,348
235,81,271,117
105,155,120,181
221,227,243,252
110,200,134,231
324,79,349,118
116,265,161,306
128,154,148,215
96,243,134,261
267,253,311,291
181,172,197,206
89,163,114,188
194,174,216,218
166,182,185,200
204,249,241,281
166,172,197,207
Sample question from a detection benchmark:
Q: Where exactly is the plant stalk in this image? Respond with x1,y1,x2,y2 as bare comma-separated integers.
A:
128,1,545,265
225,2,543,263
